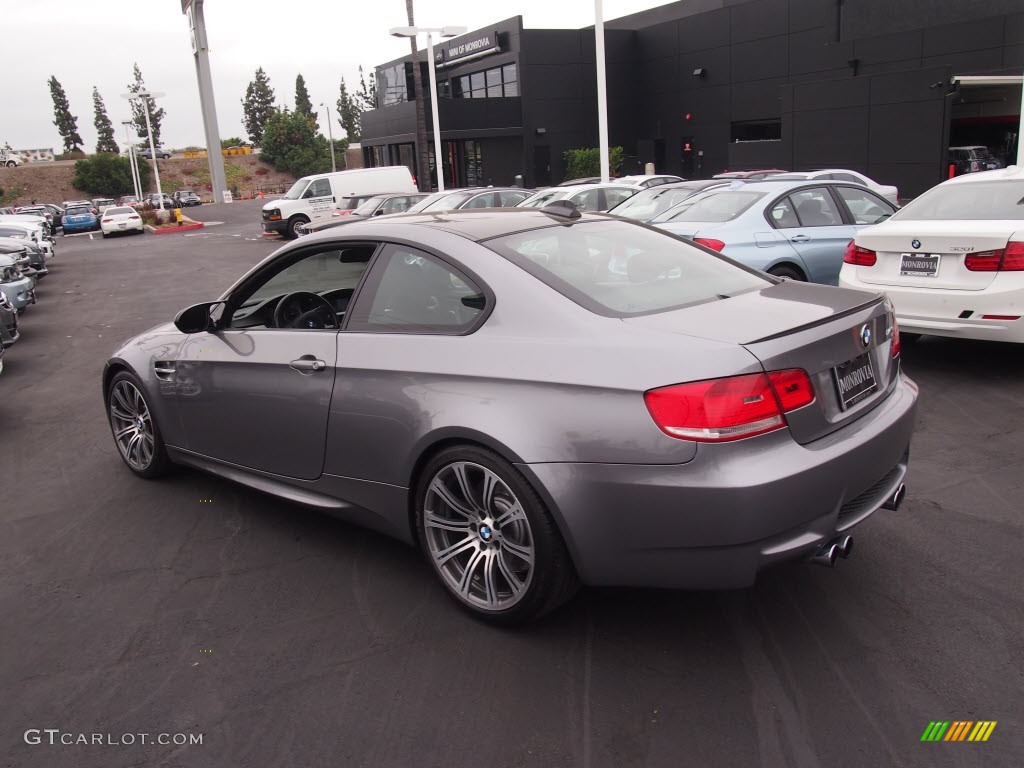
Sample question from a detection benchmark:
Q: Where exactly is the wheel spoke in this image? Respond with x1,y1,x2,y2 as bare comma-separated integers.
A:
113,386,134,416
124,433,141,465
114,424,136,440
110,405,133,422
493,500,527,529
480,471,500,515
457,547,486,599
451,463,480,512
496,551,525,596
482,552,500,607
429,478,476,519
501,537,534,567
424,510,473,534
433,536,477,567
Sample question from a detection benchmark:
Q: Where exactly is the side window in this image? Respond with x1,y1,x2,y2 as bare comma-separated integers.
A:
381,196,408,215
571,189,601,211
791,188,841,227
227,245,375,329
835,186,894,225
604,188,636,209
768,196,800,228
464,193,495,209
499,190,529,206
305,178,332,198
348,246,487,334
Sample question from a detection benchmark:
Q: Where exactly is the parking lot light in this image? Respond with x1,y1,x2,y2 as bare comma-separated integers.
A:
121,90,166,211
121,120,142,201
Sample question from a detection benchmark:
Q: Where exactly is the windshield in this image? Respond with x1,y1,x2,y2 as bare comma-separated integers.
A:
353,196,388,215
485,219,768,316
611,187,705,220
517,189,567,208
652,190,765,223
65,207,91,216
282,178,310,200
892,180,1024,221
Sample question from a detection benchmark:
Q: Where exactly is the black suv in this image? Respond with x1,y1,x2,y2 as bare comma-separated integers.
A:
948,146,1002,175
173,190,202,207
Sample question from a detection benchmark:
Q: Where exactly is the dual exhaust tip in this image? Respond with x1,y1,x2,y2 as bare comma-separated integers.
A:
812,483,906,568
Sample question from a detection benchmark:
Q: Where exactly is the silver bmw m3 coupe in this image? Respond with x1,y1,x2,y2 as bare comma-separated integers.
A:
104,205,918,624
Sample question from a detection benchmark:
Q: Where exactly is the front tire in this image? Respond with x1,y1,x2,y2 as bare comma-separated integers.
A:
107,371,172,478
5,161,16,168
285,216,308,239
415,446,579,624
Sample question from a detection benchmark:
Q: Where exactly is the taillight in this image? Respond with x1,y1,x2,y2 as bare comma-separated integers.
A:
129,215,140,220
844,241,876,266
965,243,1024,272
644,369,814,442
102,218,112,223
693,237,725,252
889,308,901,358
971,161,979,171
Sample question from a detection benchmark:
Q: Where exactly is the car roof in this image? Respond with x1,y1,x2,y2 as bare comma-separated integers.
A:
299,207,616,244
942,164,1024,186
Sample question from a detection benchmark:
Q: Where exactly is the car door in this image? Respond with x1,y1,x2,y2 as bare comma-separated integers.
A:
771,186,856,285
172,242,376,479
305,178,336,222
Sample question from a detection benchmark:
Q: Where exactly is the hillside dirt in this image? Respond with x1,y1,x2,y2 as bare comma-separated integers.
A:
0,154,296,207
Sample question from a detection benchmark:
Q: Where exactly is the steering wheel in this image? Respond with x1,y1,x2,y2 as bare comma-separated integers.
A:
273,291,339,329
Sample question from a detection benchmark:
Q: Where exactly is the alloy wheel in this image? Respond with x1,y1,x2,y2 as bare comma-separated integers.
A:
108,380,155,471
423,461,535,612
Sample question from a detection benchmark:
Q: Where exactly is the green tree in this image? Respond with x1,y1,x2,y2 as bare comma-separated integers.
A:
259,109,332,178
294,73,317,129
72,153,151,196
336,76,362,142
48,76,84,153
128,63,166,147
242,67,276,144
357,65,377,110
92,87,119,154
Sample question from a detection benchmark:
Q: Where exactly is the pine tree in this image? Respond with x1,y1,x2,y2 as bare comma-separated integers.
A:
357,66,378,111
48,76,84,153
336,77,362,142
294,73,317,128
242,67,276,144
92,87,119,154
128,63,166,148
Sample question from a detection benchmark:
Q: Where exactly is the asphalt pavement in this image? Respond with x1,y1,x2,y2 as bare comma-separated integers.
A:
1,200,1021,767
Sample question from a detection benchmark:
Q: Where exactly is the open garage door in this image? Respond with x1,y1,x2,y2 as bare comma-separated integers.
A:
949,75,1022,173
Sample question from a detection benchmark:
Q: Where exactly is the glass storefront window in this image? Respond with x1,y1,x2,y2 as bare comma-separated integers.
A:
382,63,407,106
470,72,486,98
486,68,503,97
447,63,519,99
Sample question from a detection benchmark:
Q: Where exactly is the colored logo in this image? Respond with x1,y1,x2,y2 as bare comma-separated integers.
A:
920,721,997,742
911,239,922,249
479,525,493,542
859,324,872,349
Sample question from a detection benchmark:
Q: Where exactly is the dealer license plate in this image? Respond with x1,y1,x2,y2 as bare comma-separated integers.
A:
899,253,939,277
833,352,877,410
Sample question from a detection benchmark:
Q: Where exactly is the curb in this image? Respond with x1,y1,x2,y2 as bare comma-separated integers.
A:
147,222,206,235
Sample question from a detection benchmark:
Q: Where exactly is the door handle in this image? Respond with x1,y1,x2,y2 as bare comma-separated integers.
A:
289,357,327,373
790,234,811,243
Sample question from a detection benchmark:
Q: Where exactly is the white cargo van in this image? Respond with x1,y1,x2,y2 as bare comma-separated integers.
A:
261,166,417,238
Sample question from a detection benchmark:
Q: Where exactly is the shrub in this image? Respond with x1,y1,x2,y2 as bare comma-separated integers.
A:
72,153,151,195
56,150,87,161
563,146,625,180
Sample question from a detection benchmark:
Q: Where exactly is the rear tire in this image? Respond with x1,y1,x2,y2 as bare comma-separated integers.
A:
415,445,579,625
768,264,805,281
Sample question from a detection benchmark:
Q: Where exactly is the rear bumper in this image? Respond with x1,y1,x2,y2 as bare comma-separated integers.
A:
518,373,918,590
839,271,1024,343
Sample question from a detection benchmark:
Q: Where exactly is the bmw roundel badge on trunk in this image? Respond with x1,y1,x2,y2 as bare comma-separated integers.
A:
860,324,872,349
911,239,921,249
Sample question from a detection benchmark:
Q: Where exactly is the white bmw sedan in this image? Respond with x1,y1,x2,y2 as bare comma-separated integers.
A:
100,206,145,238
838,166,1024,343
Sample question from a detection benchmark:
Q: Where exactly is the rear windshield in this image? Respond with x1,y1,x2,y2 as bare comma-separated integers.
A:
611,187,705,220
106,207,134,215
420,192,473,212
651,190,765,223
517,189,566,208
892,180,1024,221
484,219,769,317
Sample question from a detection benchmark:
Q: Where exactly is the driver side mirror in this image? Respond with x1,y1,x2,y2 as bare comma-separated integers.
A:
174,302,219,334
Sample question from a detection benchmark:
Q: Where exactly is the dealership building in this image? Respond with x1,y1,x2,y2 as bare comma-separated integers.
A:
361,0,1023,197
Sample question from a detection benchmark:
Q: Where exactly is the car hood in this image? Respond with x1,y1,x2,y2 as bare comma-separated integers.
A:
622,280,881,345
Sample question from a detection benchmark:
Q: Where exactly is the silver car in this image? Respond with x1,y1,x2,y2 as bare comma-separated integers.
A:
104,208,918,624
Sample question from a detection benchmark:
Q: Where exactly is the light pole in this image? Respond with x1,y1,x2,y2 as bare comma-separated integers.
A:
121,120,142,201
321,102,337,173
121,90,166,210
594,0,610,183
390,25,467,192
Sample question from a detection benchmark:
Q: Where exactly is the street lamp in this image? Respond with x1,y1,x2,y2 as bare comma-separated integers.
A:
121,90,166,210
320,102,337,173
121,120,142,201
389,25,467,192
594,0,610,183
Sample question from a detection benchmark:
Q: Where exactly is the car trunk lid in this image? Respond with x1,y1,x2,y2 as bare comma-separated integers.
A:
624,281,896,444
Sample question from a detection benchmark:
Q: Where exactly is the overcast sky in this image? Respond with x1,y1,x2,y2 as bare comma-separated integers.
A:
4,0,671,152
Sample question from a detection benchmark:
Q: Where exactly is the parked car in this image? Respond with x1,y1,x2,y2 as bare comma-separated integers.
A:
948,145,1002,175
0,252,35,312
839,165,1024,343
408,188,531,213
0,291,19,348
103,206,917,624
516,183,640,212
38,203,64,228
147,193,174,208
62,199,93,211
100,206,145,237
138,147,172,160
616,174,686,188
61,204,100,233
173,190,202,207
651,180,898,285
607,180,729,222
768,170,899,205
0,220,54,258
119,195,142,208
0,238,47,279
301,193,431,234
713,169,788,180
92,198,116,213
